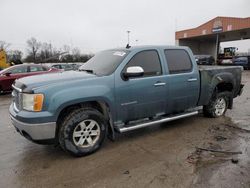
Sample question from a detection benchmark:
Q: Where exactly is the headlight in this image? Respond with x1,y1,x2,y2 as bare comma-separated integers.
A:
22,93,44,112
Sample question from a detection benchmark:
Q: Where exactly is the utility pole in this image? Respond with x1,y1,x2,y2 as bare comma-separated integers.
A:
215,34,219,64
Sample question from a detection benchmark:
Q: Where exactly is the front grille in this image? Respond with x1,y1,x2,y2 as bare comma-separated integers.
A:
12,89,22,111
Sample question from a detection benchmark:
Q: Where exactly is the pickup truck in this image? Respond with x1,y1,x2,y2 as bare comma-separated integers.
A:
9,46,244,156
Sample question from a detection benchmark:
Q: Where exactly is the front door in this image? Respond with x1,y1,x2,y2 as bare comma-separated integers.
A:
115,50,167,123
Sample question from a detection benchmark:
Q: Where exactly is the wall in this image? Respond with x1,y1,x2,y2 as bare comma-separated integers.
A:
177,39,217,57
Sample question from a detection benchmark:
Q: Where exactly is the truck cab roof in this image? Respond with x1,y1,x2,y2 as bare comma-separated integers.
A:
110,45,190,52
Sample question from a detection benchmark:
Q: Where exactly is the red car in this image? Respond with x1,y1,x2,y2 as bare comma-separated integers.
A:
0,64,61,93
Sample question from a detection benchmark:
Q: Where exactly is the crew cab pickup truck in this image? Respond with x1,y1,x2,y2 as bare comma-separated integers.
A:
9,46,244,156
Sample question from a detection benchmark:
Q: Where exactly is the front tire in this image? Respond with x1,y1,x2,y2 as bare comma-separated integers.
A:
203,92,230,118
59,107,107,157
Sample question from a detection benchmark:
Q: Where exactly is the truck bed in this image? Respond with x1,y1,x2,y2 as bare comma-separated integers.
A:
198,65,243,106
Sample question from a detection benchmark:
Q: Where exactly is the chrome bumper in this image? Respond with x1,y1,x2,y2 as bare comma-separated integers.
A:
10,115,56,140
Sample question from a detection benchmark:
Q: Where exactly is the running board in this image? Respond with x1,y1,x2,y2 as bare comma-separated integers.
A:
118,111,198,133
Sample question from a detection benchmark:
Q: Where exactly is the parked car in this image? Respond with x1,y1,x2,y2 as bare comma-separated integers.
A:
233,56,250,70
0,64,60,93
10,46,244,156
72,63,84,70
51,63,76,71
194,55,215,65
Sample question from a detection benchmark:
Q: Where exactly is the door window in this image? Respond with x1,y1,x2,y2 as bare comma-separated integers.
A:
124,50,162,77
9,66,28,74
29,66,44,72
52,65,61,69
42,66,49,71
61,64,73,70
164,49,192,74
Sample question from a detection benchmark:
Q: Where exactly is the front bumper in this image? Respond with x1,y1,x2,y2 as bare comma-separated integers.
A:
10,115,56,141
9,103,57,143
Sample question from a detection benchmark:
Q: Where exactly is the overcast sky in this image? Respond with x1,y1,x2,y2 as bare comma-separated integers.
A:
1,0,249,53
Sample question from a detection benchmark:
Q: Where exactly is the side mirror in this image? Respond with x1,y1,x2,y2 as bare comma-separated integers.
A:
123,66,144,79
4,72,11,77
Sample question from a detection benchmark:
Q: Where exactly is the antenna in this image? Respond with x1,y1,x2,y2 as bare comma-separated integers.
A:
126,30,131,48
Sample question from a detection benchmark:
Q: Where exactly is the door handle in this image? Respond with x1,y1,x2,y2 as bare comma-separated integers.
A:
154,82,166,86
187,78,197,82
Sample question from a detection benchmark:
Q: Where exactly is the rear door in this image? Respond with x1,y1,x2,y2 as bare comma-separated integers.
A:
115,50,167,123
163,49,199,113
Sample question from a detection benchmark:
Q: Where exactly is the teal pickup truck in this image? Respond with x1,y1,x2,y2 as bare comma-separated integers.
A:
9,46,244,156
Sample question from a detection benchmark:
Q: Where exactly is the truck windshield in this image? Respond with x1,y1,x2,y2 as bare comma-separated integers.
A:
79,50,129,76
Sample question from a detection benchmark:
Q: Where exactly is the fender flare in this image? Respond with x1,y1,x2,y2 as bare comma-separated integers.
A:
54,97,116,141
209,72,235,99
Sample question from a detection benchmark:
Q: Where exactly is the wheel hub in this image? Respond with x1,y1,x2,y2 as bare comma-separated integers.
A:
214,97,226,116
72,119,101,148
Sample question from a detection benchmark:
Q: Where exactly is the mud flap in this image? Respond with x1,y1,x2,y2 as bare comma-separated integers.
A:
227,91,234,109
107,111,116,141
238,84,244,96
107,125,116,141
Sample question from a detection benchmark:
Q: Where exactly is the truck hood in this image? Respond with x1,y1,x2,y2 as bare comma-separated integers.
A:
14,71,96,92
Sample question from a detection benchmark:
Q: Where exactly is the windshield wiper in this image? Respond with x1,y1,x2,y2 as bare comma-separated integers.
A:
80,69,96,75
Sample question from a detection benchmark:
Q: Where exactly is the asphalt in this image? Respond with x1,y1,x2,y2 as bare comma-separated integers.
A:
0,71,250,188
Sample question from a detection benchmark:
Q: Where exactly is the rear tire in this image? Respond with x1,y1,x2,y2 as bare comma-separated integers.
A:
203,92,231,118
59,107,107,157
0,86,3,95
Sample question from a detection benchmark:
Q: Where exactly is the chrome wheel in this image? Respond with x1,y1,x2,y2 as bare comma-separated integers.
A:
214,97,226,116
73,119,101,148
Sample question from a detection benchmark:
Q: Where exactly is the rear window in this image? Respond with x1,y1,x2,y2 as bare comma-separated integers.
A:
164,49,192,74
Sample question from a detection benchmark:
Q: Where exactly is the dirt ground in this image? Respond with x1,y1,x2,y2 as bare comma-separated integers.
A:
0,71,250,188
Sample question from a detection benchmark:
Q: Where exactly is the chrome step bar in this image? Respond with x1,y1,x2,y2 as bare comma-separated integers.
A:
119,111,198,133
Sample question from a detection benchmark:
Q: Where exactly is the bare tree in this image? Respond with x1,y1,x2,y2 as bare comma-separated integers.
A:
0,41,10,51
40,42,53,61
71,47,81,61
26,37,41,63
62,45,70,53
7,50,23,60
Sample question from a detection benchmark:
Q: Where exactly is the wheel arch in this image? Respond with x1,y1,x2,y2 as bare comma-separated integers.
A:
55,100,116,142
215,82,234,93
211,81,234,109
207,73,235,108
